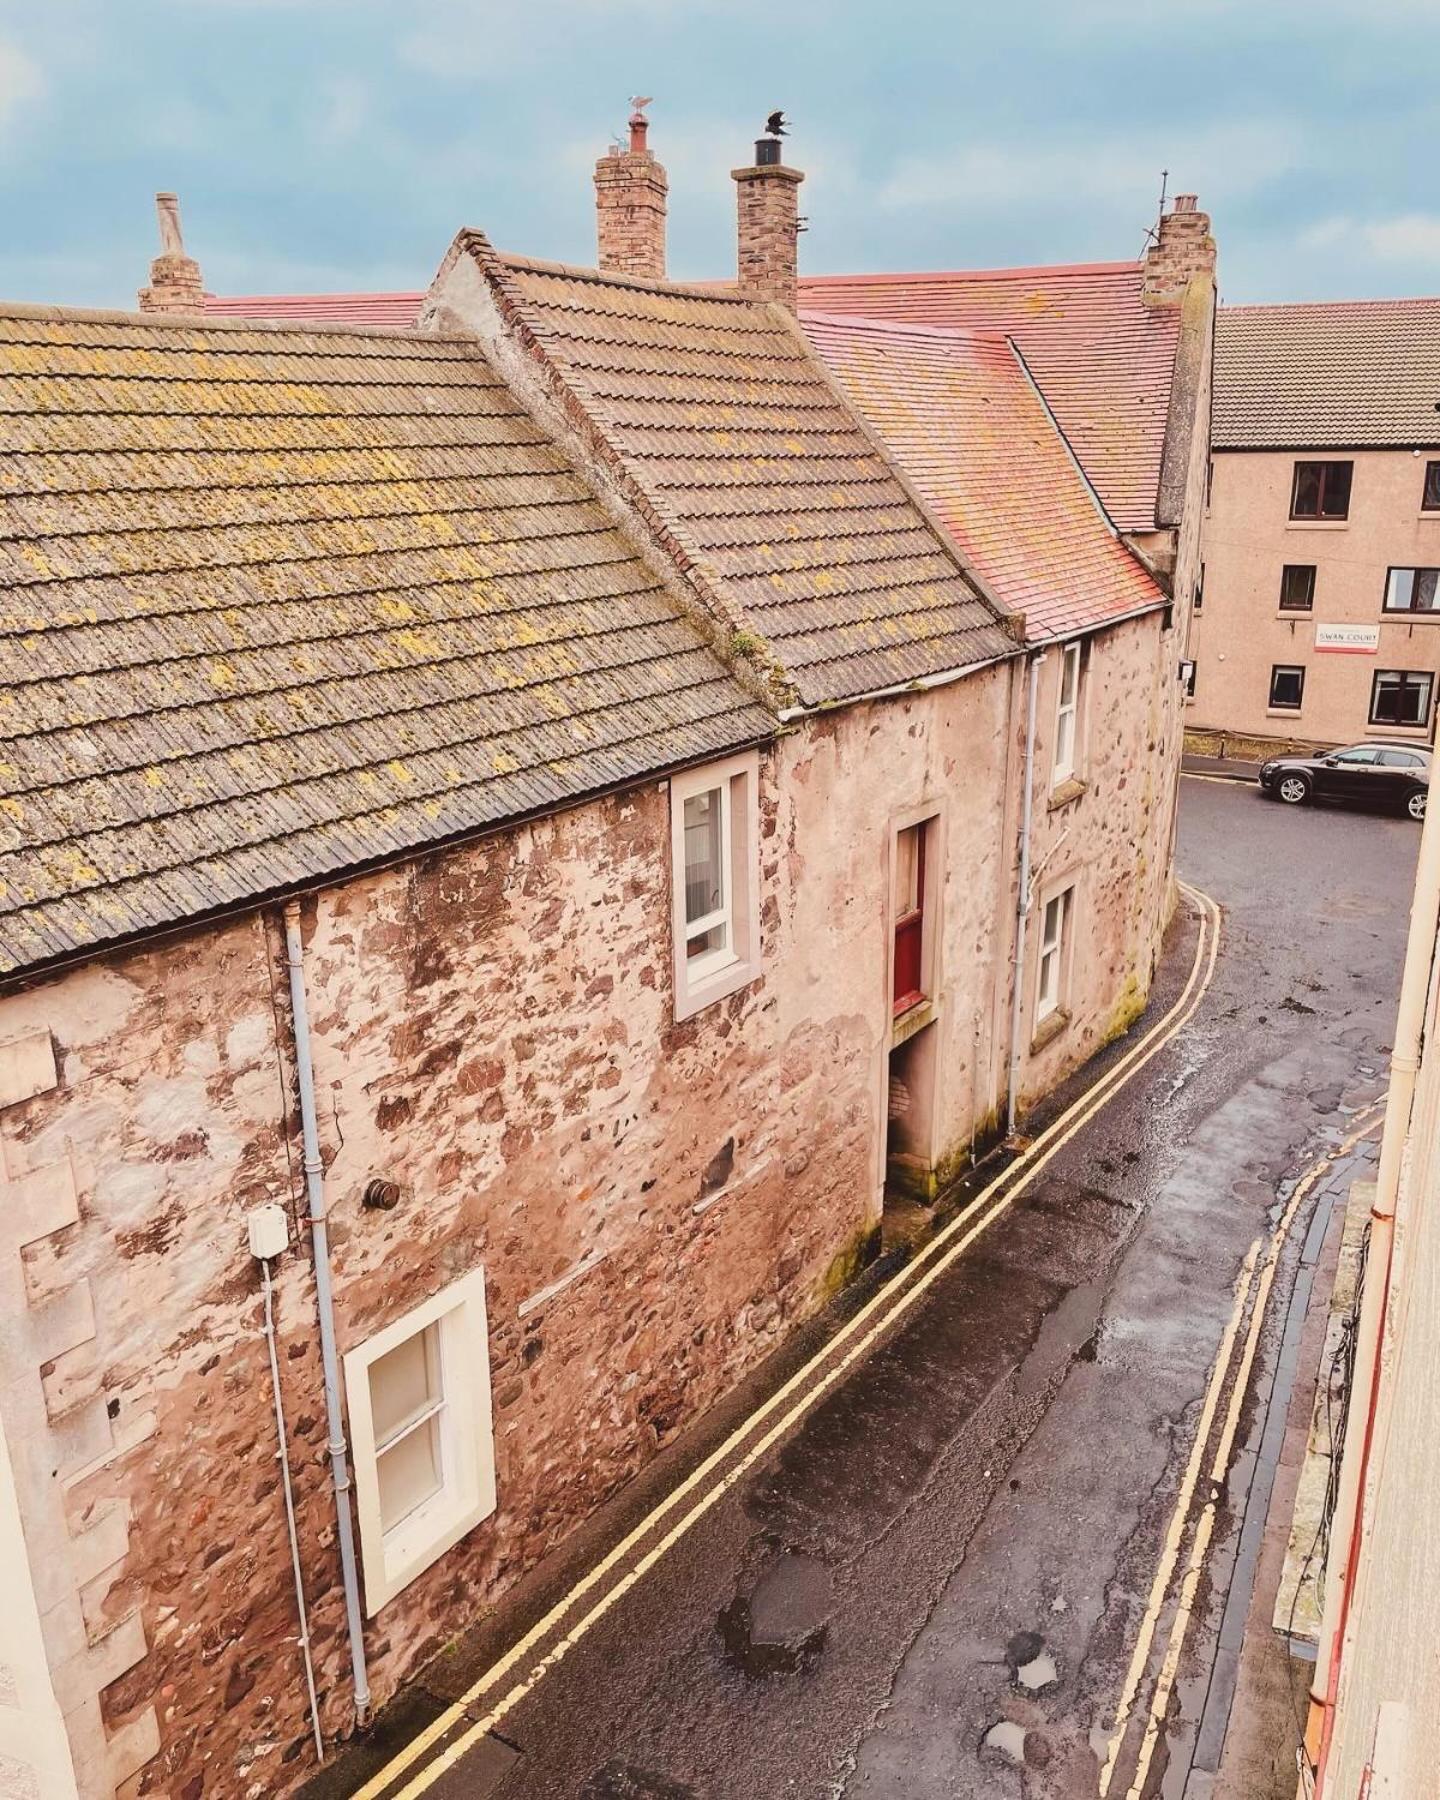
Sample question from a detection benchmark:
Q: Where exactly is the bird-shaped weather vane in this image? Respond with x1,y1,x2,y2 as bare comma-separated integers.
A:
765,110,788,139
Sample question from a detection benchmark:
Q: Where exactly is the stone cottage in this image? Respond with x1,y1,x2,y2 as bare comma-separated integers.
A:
0,121,1212,1798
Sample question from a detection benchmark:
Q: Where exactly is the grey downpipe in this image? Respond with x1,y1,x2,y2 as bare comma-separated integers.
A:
283,901,372,1724
1006,652,1043,1134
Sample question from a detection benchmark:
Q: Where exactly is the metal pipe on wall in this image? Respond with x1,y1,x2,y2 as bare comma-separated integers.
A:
1006,651,1044,1134
260,1254,326,1763
282,901,372,1726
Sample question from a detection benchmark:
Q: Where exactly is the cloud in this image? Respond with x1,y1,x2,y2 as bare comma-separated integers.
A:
1300,213,1440,265
875,121,1306,215
311,74,370,147
0,38,45,131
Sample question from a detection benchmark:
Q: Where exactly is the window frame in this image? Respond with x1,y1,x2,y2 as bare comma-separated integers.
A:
1052,641,1084,787
1035,883,1074,1027
1278,564,1316,612
892,817,931,1017
344,1268,496,1616
670,751,762,1021
1269,664,1305,712
1369,669,1435,730
1382,567,1440,615
1422,461,1440,512
1289,460,1353,521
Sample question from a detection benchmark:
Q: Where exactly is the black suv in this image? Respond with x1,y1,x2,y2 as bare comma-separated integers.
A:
1258,743,1430,820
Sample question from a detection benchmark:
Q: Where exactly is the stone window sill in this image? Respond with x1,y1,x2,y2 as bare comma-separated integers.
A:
1047,777,1088,813
1286,519,1350,531
1266,707,1304,719
1381,611,1440,624
1274,610,1314,620
1030,1007,1071,1055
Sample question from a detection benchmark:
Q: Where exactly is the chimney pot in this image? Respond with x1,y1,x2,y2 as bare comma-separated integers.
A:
137,191,205,316
594,98,667,281
1173,193,1198,213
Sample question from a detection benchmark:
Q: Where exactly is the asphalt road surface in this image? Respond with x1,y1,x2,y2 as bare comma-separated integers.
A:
326,776,1417,1800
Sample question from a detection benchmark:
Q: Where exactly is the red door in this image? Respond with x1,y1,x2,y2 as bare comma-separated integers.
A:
893,823,926,1015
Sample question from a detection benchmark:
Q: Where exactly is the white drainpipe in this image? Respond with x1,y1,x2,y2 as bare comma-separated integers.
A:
282,901,372,1726
1006,651,1044,1134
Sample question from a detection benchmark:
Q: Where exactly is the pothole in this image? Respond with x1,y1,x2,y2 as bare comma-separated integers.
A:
718,1549,831,1678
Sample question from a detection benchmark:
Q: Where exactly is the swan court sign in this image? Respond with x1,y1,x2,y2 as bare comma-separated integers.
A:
1314,623,1381,654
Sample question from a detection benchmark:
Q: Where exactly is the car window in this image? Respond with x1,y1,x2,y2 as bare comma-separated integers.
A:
1378,749,1425,768
1334,748,1380,764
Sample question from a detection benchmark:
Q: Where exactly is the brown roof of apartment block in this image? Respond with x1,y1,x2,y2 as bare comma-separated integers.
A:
1214,298,1440,450
0,305,772,977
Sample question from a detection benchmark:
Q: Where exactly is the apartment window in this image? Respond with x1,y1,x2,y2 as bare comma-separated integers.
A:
670,752,761,1020
1053,642,1083,785
1290,460,1353,521
1182,659,1197,698
1370,669,1434,729
344,1269,495,1615
1194,563,1204,613
892,819,931,1016
1279,564,1316,612
1269,665,1305,711
1036,886,1073,1025
1383,567,1440,613
1423,462,1440,511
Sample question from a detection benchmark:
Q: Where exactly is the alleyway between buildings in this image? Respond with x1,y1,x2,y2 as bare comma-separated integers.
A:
311,778,1415,1800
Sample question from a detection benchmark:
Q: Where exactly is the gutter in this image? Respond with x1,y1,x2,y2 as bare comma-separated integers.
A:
282,901,372,1728
1310,754,1440,1792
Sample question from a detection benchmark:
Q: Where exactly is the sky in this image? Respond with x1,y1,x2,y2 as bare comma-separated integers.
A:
0,0,1433,310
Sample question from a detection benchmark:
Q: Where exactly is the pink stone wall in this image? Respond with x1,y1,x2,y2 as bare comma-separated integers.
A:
0,642,1177,1796
1194,447,1440,747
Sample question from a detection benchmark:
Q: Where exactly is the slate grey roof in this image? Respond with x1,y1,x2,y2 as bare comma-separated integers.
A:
0,305,771,978
463,245,1020,708
1214,299,1440,450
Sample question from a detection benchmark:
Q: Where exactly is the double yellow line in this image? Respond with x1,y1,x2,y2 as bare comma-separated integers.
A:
358,882,1223,1800
1098,1102,1387,1798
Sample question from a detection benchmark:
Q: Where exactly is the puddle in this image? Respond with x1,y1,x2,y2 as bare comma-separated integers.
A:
983,1721,1028,1765
1017,1649,1058,1692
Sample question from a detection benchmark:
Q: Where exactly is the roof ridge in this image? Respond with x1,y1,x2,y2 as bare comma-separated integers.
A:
799,259,1143,286
800,308,1012,348
1221,296,1440,316
497,249,760,306
0,298,461,343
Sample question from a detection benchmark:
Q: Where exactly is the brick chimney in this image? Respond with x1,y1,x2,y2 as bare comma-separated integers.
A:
732,130,804,310
1142,193,1215,303
137,192,205,314
594,98,668,281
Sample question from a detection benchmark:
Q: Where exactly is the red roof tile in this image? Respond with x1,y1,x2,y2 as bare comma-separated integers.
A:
796,263,1180,533
802,312,1163,643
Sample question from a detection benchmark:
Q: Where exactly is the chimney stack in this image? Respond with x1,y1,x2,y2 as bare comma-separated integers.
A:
594,97,668,281
137,192,205,314
732,121,804,310
1142,192,1215,303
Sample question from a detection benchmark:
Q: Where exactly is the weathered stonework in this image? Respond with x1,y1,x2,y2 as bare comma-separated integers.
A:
0,638,1179,1795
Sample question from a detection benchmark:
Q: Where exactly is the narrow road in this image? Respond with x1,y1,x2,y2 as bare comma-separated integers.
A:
319,778,1416,1800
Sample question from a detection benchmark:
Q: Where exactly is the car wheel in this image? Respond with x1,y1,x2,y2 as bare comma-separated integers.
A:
1408,788,1427,822
1277,774,1310,806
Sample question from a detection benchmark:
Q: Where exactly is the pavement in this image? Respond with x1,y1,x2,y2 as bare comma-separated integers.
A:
310,776,1417,1800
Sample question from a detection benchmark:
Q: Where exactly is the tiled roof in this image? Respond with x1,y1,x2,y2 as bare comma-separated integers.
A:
0,306,771,978
471,249,1018,708
802,313,1164,643
1214,299,1440,450
795,264,1181,533
205,291,424,329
